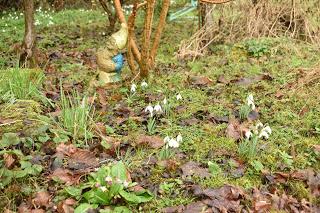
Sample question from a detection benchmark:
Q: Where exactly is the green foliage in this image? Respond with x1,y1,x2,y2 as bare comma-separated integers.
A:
0,150,43,189
244,39,270,57
239,104,251,121
208,161,222,177
238,136,259,161
56,88,94,143
0,68,46,103
147,117,156,135
66,162,153,210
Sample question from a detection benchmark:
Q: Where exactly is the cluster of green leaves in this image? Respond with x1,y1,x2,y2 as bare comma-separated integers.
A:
244,39,270,58
0,133,43,189
64,162,153,212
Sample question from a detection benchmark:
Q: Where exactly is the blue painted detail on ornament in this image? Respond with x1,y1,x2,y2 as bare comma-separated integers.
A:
112,53,124,73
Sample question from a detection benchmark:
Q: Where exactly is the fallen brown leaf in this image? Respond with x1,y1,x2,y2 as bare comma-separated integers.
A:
32,191,50,207
136,135,164,149
188,75,213,87
226,119,241,141
4,153,16,169
68,149,99,170
50,168,80,185
57,198,76,213
180,161,211,179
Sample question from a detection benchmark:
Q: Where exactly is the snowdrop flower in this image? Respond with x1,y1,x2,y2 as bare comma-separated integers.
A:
259,131,270,139
154,104,162,114
262,125,272,134
164,136,171,144
100,186,107,192
48,20,54,25
163,98,167,105
130,83,137,93
145,104,154,117
105,176,112,182
141,81,148,88
176,93,182,101
168,138,179,148
247,94,255,110
255,122,263,129
245,130,253,139
176,134,183,143
259,125,271,139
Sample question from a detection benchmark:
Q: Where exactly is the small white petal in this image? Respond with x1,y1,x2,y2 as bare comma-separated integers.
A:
263,126,272,135
141,81,148,88
154,104,162,113
176,134,183,143
168,138,179,148
100,186,107,192
245,131,252,139
123,180,129,188
105,176,112,182
164,136,171,143
176,93,182,100
163,98,167,105
130,83,137,93
145,105,154,117
258,131,269,139
247,94,255,110
255,122,263,129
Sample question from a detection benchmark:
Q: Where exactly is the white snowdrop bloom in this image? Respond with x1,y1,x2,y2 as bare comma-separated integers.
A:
258,131,270,139
105,176,112,182
2,29,5,33
102,32,106,36
163,97,167,105
20,13,23,16
168,138,179,148
176,134,183,143
100,186,107,192
164,136,171,144
48,20,54,25
262,125,272,135
247,94,255,110
130,83,137,93
141,81,148,88
176,93,182,100
154,104,162,114
123,180,129,188
245,130,253,139
145,104,154,117
255,122,263,129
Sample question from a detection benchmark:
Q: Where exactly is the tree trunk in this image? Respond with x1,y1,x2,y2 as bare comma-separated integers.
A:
19,0,37,68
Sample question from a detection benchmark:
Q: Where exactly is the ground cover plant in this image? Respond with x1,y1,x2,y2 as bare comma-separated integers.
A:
0,1,320,212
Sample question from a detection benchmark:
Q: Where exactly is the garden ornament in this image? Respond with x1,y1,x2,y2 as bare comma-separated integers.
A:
96,23,128,84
